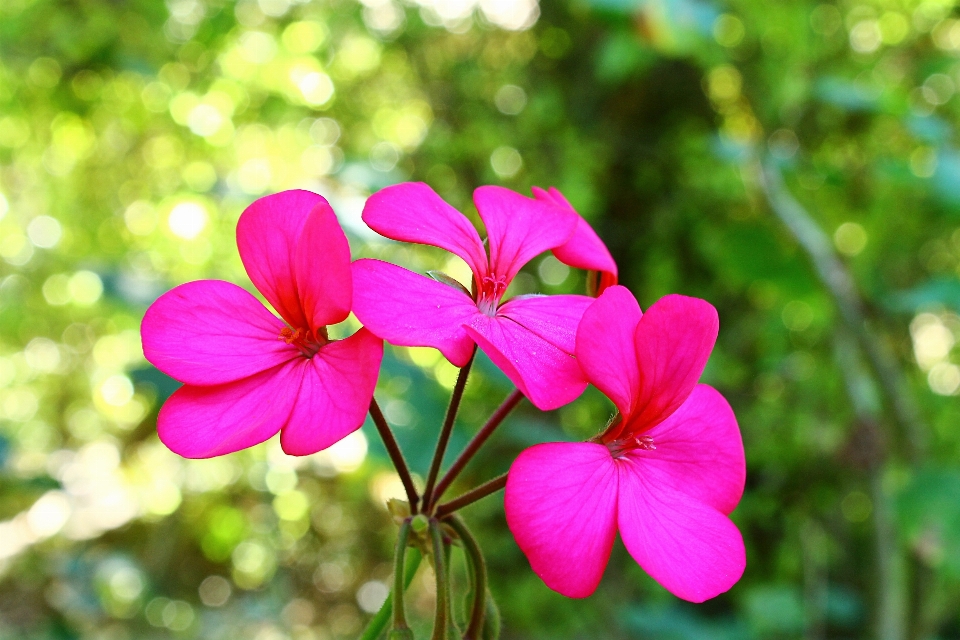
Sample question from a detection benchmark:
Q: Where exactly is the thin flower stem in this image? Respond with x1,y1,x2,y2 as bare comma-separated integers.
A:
442,536,458,639
391,519,413,632
429,519,448,640
369,398,420,513
422,348,477,512
430,389,523,508
445,515,487,640
434,473,508,519
357,547,421,640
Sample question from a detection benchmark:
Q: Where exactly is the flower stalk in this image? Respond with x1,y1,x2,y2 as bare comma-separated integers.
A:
435,474,508,519
391,518,414,635
429,518,449,640
370,398,420,513
446,515,487,640
431,389,522,507
358,546,422,640
422,348,477,512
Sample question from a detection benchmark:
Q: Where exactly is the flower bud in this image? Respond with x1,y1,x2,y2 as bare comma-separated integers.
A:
387,498,411,523
411,514,429,534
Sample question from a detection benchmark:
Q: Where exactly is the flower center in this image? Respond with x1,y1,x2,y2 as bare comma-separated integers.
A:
477,274,508,316
605,434,656,458
279,326,327,357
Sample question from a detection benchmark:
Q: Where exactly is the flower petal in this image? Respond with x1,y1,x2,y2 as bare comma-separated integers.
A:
617,458,745,603
505,442,618,598
628,294,718,432
352,258,479,367
464,314,587,411
574,285,642,417
362,182,488,281
295,197,353,330
237,190,327,329
142,280,296,386
281,329,384,455
498,294,594,355
158,361,304,458
533,187,618,292
626,385,745,515
474,186,576,283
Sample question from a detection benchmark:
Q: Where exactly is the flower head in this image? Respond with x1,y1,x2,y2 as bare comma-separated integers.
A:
352,182,613,410
504,285,746,601
141,190,383,458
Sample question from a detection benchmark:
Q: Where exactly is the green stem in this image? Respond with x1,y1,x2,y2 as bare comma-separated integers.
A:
435,473,508,519
430,389,522,508
392,519,413,632
443,537,458,639
429,518,449,640
358,547,422,640
446,515,487,640
422,348,476,512
370,398,420,513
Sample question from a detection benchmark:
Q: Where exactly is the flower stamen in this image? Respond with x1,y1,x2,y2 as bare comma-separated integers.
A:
481,274,508,299
605,434,656,458
279,326,326,357
477,274,509,316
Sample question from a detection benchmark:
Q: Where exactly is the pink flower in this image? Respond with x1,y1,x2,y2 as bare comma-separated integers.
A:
352,182,613,410
504,285,746,602
141,190,383,458
531,187,617,294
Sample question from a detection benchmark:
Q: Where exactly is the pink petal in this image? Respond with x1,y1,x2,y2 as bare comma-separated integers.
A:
474,186,576,284
574,285,643,416
158,361,304,458
295,197,353,330
553,218,618,294
533,187,618,291
237,190,328,329
627,294,719,432
141,280,296,386
281,329,384,455
464,314,587,411
352,259,479,367
498,294,594,354
505,442,618,598
362,182,488,282
617,458,746,602
626,385,745,515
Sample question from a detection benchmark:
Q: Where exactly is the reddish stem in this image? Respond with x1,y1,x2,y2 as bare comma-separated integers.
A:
430,389,523,508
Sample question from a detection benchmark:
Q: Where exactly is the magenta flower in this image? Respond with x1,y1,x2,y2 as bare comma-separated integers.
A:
352,182,613,410
531,187,617,294
141,190,383,458
504,285,746,602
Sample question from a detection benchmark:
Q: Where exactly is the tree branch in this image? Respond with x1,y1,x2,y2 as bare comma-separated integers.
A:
751,157,913,640
755,159,927,461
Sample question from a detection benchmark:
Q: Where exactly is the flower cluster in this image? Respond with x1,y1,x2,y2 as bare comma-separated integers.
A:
141,182,745,624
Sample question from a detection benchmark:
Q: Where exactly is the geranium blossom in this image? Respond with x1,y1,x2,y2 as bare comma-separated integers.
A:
141,190,382,458
504,285,746,602
532,187,617,294
352,182,612,410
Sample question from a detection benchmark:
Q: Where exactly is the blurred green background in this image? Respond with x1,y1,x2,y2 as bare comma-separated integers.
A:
1,0,959,637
